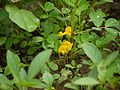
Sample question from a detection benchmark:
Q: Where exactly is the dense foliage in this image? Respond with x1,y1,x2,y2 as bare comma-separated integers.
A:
0,0,120,90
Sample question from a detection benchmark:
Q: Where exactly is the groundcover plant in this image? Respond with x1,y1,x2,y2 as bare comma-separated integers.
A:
0,0,120,90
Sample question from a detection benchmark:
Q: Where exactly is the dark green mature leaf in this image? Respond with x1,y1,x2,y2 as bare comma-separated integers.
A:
82,42,102,64
5,5,40,32
0,37,7,46
104,51,119,66
28,49,52,79
0,10,8,21
61,8,71,14
7,50,21,82
44,2,54,12
74,77,100,85
76,0,89,15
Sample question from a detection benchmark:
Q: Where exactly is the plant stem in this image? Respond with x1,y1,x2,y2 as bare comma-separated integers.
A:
70,0,80,30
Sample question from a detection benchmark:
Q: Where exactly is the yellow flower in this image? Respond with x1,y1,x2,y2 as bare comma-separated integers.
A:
58,26,72,37
62,40,73,51
58,45,68,55
64,26,72,36
58,40,73,55
58,31,65,37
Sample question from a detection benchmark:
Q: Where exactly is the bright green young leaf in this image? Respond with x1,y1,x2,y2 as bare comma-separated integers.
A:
28,49,52,80
0,74,13,90
0,74,13,86
5,5,40,32
42,72,54,88
28,79,46,89
104,0,113,2
7,50,21,82
82,42,102,64
4,66,11,76
64,83,79,90
74,77,100,85
19,68,27,81
53,74,60,80
105,18,118,27
32,36,44,43
48,62,58,71
44,2,54,12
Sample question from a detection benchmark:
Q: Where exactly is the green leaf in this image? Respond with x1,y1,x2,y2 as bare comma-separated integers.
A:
97,61,107,82
61,7,71,14
64,83,79,90
42,72,53,88
19,68,27,81
82,42,102,64
7,50,21,82
0,66,2,72
76,0,89,15
5,37,13,49
88,66,98,79
105,28,118,35
74,77,100,85
20,40,27,48
64,0,74,7
44,2,54,12
47,33,58,44
5,5,40,32
104,51,119,66
48,62,58,71
27,47,40,55
4,66,11,76
53,74,60,80
89,9,105,27
28,79,46,88
28,49,52,79
0,74,13,86
104,0,113,2
32,36,44,43
105,18,118,27
0,10,8,21
0,74,13,90
0,37,7,46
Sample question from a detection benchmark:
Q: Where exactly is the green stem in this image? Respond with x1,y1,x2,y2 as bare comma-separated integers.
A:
59,0,67,26
70,0,80,30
